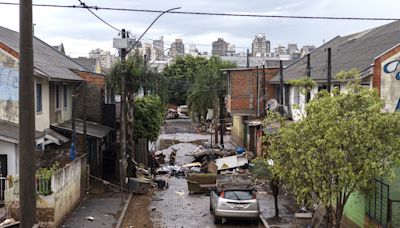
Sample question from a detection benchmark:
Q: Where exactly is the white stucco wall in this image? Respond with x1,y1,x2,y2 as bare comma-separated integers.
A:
0,140,18,176
35,79,50,132
381,53,400,112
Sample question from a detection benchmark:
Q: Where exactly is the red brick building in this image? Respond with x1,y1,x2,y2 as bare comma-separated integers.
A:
224,66,281,153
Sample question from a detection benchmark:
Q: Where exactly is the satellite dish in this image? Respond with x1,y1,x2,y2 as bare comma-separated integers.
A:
266,99,279,111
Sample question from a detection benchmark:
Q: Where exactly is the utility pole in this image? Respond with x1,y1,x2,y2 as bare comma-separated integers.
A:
327,48,332,92
262,65,266,116
119,29,127,201
219,91,224,148
306,54,311,102
279,61,284,108
256,66,260,117
246,49,250,68
19,0,36,226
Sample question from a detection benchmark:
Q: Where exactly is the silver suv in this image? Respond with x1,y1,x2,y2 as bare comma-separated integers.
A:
209,181,260,224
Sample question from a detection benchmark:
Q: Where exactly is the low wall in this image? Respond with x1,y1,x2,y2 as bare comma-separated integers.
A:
50,154,87,227
5,154,87,227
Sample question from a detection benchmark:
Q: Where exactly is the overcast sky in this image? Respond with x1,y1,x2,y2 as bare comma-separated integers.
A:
0,0,399,57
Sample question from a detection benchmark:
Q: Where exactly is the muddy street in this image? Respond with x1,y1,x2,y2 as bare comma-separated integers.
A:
149,119,263,228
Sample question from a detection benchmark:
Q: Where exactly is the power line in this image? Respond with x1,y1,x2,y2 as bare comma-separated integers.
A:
0,2,399,21
77,0,120,32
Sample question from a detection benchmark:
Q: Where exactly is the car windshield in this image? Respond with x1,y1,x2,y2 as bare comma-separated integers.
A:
223,191,253,200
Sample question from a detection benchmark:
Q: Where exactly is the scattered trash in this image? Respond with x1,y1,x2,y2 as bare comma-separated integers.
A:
175,190,185,196
215,154,248,171
151,207,157,211
85,216,94,221
128,178,152,194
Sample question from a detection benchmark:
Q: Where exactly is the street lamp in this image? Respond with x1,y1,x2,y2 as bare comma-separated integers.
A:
127,7,181,53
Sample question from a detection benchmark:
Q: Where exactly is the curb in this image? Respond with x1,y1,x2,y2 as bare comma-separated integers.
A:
115,193,133,228
260,215,270,228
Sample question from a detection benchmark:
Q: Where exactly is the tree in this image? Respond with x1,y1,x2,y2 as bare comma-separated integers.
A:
186,56,235,120
263,70,400,228
132,95,164,142
163,55,209,105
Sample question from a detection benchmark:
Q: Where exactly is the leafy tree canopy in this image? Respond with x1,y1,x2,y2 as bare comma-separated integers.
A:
133,95,164,142
263,70,400,227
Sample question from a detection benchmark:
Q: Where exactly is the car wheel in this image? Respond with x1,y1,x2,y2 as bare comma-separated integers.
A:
214,216,222,224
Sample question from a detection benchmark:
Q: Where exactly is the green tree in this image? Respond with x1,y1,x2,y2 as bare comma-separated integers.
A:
133,95,164,142
187,56,235,120
263,70,400,228
163,55,209,105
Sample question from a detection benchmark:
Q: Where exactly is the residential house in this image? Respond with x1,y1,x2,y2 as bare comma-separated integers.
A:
0,25,114,180
268,20,400,227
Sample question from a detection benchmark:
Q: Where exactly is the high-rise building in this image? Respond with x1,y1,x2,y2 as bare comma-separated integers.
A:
170,38,185,58
300,45,316,57
189,44,199,56
212,38,229,56
287,43,299,55
252,34,271,57
153,36,164,60
227,44,236,56
88,48,116,69
274,45,287,55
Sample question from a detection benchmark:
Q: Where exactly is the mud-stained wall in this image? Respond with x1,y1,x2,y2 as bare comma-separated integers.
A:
0,49,19,123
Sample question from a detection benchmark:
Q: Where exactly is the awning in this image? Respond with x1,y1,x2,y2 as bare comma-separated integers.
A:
0,120,46,144
51,119,114,139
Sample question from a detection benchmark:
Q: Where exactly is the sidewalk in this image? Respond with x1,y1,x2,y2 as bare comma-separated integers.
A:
62,190,125,228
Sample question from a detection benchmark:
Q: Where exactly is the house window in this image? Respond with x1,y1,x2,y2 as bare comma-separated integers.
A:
36,83,42,113
318,85,327,92
55,85,60,109
63,85,68,108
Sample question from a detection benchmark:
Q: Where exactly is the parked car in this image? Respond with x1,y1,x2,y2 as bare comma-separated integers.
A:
165,109,178,119
210,175,260,224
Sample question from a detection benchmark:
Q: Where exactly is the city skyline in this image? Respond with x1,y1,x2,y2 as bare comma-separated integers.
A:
0,0,398,57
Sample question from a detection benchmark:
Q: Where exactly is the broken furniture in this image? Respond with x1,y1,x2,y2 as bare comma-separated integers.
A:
186,173,217,194
215,154,249,171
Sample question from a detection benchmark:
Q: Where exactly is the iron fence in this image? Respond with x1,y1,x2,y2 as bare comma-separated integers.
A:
367,179,390,226
389,200,400,228
36,177,52,196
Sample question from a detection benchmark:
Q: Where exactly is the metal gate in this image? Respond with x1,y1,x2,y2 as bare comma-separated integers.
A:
389,200,400,228
367,179,390,226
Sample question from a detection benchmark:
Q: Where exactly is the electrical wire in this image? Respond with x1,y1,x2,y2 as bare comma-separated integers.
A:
77,0,120,32
0,2,399,21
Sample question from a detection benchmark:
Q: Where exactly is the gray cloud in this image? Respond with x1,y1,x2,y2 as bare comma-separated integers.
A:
0,0,398,57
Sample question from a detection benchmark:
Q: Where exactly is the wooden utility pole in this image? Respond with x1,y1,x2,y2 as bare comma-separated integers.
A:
246,49,250,68
306,54,311,102
119,29,127,201
279,61,284,106
262,65,266,116
219,92,224,148
19,0,36,226
327,48,332,92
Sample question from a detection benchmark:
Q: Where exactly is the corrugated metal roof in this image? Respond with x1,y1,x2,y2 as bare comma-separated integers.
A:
0,120,46,143
51,119,114,139
271,20,400,82
0,26,90,82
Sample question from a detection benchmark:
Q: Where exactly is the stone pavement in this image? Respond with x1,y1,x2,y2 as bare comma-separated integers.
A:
150,176,263,228
62,191,125,228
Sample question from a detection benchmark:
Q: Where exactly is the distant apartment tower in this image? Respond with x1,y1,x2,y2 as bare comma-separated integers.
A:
88,48,116,69
287,43,298,55
170,38,185,58
212,38,229,56
153,36,164,60
300,45,316,57
252,34,271,57
274,45,287,55
227,44,236,56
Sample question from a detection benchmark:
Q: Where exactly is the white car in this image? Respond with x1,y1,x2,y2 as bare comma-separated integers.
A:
210,187,260,224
